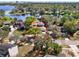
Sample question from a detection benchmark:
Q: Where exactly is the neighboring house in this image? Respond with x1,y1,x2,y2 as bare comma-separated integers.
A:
35,14,41,19
13,20,25,30
20,34,35,42
3,22,10,27
23,35,34,39
60,26,67,33
48,24,54,31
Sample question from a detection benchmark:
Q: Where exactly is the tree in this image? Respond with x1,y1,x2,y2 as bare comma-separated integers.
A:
39,9,45,15
64,19,78,36
24,16,36,29
0,17,11,27
23,28,41,36
48,43,62,55
72,12,79,19
0,19,3,27
2,16,10,21
26,28,41,35
0,26,9,38
1,16,14,23
59,16,70,26
0,9,5,16
40,16,48,28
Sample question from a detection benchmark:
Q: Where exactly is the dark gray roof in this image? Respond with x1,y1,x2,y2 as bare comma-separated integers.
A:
0,44,15,57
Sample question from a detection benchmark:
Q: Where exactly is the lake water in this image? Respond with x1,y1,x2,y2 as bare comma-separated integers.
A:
0,5,31,20
0,5,15,11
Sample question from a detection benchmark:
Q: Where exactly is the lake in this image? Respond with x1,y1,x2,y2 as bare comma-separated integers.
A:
0,5,31,20
0,5,15,11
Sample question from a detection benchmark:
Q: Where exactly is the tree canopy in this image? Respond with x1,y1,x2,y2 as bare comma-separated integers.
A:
24,16,36,29
24,28,41,35
48,42,62,55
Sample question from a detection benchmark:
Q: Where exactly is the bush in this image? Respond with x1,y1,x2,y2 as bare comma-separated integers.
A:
48,43,62,55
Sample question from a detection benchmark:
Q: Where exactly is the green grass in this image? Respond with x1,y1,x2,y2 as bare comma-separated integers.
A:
13,30,24,36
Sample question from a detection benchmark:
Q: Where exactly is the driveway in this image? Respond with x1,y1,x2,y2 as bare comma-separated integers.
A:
8,25,17,38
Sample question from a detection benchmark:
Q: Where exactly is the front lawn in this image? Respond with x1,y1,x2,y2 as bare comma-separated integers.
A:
13,30,24,36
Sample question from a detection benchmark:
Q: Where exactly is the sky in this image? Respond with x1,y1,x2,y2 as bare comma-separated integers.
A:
0,0,79,2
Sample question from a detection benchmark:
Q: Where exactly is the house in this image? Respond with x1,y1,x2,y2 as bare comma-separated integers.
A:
35,14,42,19
30,21,38,28
31,20,44,27
13,20,25,30
3,22,10,27
31,21,46,32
